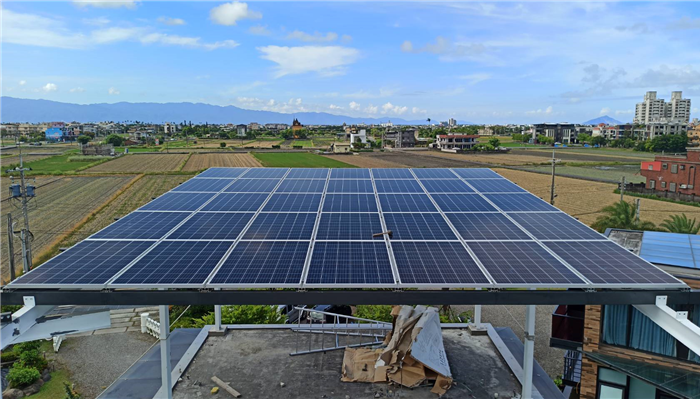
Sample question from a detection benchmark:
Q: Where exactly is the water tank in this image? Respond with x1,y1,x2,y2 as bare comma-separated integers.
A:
26,185,36,197
9,184,21,198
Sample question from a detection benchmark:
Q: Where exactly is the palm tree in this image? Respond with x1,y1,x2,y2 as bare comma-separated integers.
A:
590,201,656,233
660,214,700,234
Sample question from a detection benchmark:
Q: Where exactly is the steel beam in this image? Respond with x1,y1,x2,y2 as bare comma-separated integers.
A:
159,305,172,399
522,304,536,399
634,295,700,355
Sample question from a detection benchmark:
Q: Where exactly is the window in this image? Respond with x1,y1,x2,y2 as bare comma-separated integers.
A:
671,164,678,174
662,163,668,170
681,165,686,171
670,183,677,192
597,369,627,399
661,181,667,188
649,180,656,189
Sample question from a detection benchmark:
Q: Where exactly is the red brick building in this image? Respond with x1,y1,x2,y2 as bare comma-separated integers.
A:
639,148,700,195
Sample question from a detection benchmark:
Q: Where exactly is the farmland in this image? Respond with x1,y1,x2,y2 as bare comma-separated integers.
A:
322,154,405,168
521,164,645,184
182,153,262,171
4,152,112,175
253,152,355,168
83,153,190,173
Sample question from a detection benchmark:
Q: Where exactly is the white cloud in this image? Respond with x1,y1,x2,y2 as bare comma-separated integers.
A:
666,17,700,30
42,83,57,92
257,45,360,78
381,102,408,115
286,30,338,43
141,33,239,50
412,107,427,115
18,80,26,86
400,41,413,52
210,2,262,26
83,17,111,26
234,96,309,113
459,73,491,85
92,27,144,44
70,87,86,93
365,104,378,115
73,0,138,9
158,17,186,26
694,107,699,113
615,110,633,116
340,35,352,43
248,25,271,36
108,87,120,95
599,107,611,115
329,104,343,110
349,101,361,111
525,106,554,116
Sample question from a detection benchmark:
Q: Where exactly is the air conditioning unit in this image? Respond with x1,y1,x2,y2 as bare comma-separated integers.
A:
680,184,688,189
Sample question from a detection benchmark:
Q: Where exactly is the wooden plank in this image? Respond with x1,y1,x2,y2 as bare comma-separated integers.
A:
211,376,242,398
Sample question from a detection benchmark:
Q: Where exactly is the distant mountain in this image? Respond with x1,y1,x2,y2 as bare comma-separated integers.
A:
1,97,473,125
583,115,624,125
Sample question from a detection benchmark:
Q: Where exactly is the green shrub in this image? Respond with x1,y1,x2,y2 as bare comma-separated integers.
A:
355,305,393,322
1,351,19,363
18,348,47,370
67,156,108,162
15,341,41,352
7,365,40,388
220,142,226,148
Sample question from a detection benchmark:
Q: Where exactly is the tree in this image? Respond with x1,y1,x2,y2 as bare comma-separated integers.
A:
105,134,123,146
660,214,700,234
220,142,226,148
192,305,284,327
591,136,608,147
577,133,591,144
590,201,656,233
76,135,91,145
488,138,501,148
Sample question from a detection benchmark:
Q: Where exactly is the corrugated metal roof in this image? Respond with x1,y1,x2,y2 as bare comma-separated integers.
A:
606,229,700,270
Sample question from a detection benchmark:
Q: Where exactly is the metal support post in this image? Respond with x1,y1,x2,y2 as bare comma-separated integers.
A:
159,305,172,399
7,213,15,281
474,305,482,326
620,176,626,202
215,305,222,331
522,304,536,399
550,149,556,205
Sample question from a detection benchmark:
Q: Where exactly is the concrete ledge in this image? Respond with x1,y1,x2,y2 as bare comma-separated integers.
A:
208,327,226,336
467,323,488,336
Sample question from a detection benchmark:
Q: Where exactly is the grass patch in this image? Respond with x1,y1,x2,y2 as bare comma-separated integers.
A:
253,152,356,168
116,146,162,153
499,142,541,148
4,152,113,175
286,140,314,148
613,189,700,208
32,369,73,399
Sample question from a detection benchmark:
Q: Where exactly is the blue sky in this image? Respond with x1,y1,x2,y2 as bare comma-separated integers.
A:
2,1,699,123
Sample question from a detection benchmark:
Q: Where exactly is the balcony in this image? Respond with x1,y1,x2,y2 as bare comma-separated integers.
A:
550,305,585,351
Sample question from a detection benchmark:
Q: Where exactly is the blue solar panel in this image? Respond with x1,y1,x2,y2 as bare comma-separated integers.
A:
326,179,374,193
545,241,683,286
452,168,501,179
431,194,497,212
201,193,268,212
316,213,383,240
412,169,458,179
383,213,457,240
196,168,248,178
244,168,288,179
210,241,308,285
322,194,378,212
172,178,234,193
277,179,325,193
168,213,253,240
111,241,232,286
420,179,474,193
225,179,280,193
379,194,437,213
509,213,604,240
392,242,490,285
485,194,558,212
91,212,189,240
467,242,585,285
305,242,394,285
263,194,322,212
8,241,153,286
372,168,413,179
447,213,530,240
374,179,423,193
140,192,214,211
331,169,370,179
243,213,316,240
286,168,329,179
468,179,526,193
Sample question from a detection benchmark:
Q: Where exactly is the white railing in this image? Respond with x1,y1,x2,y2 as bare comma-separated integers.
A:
141,313,160,338
53,335,64,352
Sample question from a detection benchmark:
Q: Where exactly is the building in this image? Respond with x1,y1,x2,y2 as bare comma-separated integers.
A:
690,122,700,141
164,123,176,135
635,91,691,124
44,127,72,141
530,123,576,144
448,118,457,127
248,122,261,131
551,229,700,399
330,142,351,153
639,149,700,194
291,118,303,131
349,129,367,149
435,134,477,151
592,124,645,141
384,129,416,148
236,124,247,137
645,121,689,140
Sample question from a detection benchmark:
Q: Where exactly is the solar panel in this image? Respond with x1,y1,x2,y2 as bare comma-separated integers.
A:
276,179,325,193
420,179,474,193
111,241,232,286
316,213,383,240
467,179,526,193
196,168,248,178
447,213,531,240
8,241,153,287
323,194,378,212
412,169,458,179
91,212,189,240
326,179,374,193
331,169,370,179
172,178,234,193
509,213,605,240
452,168,501,179
467,242,586,285
431,194,497,212
140,192,214,212
201,193,268,212
379,194,437,213
374,179,423,193
244,168,288,179
545,241,684,286
305,242,394,285
209,241,308,286
224,179,280,193
392,242,490,285
168,213,253,240
263,194,322,212
484,194,558,212
383,213,457,240
372,169,413,179
243,213,316,240
287,168,329,179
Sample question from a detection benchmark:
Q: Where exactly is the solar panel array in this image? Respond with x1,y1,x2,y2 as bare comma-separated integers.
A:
8,167,685,290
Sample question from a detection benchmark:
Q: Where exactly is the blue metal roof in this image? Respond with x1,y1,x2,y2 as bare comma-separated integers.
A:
640,231,700,270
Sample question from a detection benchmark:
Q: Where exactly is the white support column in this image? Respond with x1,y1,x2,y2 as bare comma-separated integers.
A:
522,304,536,399
634,296,700,355
214,305,222,331
474,305,482,326
159,305,172,399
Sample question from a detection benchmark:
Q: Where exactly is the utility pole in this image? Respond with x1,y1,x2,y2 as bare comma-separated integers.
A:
550,149,559,205
6,148,36,273
635,198,641,223
620,176,626,202
7,214,15,281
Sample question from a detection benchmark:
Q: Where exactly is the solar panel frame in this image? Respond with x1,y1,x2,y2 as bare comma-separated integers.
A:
243,168,289,179
467,179,527,194
276,179,326,193
262,193,322,212
431,193,498,212
242,212,317,240
171,178,236,193
316,213,384,241
167,213,254,240
138,192,216,212
451,168,502,179
89,211,190,240
326,179,375,193
482,193,560,212
200,193,269,212
378,194,438,213
383,213,459,240
195,168,249,179
330,168,371,179
224,179,281,193
286,168,330,179
304,241,396,287
322,194,378,213
374,179,424,193
447,213,532,241
419,179,475,193
412,169,460,179
509,212,608,241
371,168,414,179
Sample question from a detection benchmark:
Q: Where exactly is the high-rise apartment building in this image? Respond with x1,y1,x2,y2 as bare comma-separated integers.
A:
634,91,691,124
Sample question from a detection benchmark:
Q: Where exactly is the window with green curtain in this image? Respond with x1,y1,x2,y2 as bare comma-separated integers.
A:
629,307,676,357
603,305,629,346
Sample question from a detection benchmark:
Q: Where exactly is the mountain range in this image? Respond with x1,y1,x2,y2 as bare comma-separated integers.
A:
582,115,624,125
1,97,474,125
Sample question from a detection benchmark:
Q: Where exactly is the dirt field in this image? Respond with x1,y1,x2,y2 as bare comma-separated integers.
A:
1,175,136,281
1,154,56,167
236,140,284,148
182,153,262,171
497,169,700,227
509,148,648,163
423,151,553,166
322,154,405,168
83,154,189,173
